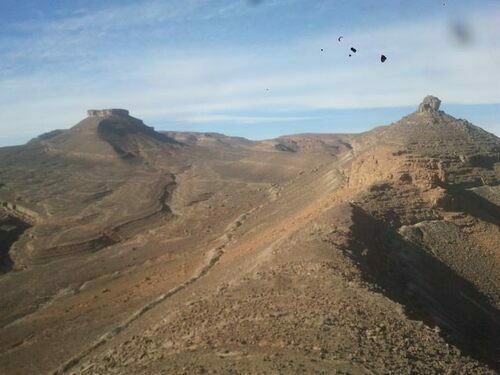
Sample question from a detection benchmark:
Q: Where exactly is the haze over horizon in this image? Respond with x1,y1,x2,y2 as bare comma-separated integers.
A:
1,0,499,146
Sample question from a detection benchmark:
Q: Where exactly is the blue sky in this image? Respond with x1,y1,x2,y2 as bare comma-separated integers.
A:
0,0,499,146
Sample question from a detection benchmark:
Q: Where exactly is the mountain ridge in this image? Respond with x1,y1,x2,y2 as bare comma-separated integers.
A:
0,96,499,374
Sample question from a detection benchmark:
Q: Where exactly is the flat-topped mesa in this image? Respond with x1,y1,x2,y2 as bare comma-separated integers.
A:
417,96,441,113
87,109,130,118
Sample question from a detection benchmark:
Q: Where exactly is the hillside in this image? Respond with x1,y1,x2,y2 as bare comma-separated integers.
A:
0,97,499,374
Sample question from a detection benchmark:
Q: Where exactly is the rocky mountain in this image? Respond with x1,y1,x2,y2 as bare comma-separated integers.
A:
0,97,498,374
0,109,184,271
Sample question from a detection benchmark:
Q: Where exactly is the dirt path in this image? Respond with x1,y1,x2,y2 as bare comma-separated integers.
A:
53,205,258,374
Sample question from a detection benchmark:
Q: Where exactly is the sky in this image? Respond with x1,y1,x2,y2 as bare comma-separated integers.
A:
0,0,499,146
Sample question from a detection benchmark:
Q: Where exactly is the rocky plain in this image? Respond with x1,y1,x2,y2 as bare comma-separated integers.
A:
0,96,499,374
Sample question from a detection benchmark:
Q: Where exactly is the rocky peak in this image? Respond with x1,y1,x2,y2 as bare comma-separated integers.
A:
87,109,130,118
417,96,441,113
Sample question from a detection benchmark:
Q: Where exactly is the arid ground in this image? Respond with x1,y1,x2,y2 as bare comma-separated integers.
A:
0,97,499,374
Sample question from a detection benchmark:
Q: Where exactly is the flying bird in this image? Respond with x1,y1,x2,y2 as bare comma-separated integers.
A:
338,36,343,42
381,54,387,63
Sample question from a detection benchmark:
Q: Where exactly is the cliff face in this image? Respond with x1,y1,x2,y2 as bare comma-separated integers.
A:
337,97,500,328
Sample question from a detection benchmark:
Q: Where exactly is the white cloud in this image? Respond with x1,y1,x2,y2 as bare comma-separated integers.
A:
0,2,499,142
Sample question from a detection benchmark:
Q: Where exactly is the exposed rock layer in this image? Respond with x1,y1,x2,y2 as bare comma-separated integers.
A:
87,109,130,117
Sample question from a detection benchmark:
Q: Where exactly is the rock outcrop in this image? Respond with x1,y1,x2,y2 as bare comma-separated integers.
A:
87,109,130,117
417,96,441,112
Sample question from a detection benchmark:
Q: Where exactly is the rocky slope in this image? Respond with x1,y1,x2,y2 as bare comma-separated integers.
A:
0,97,499,374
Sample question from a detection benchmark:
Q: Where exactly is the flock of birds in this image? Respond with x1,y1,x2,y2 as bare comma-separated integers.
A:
267,35,387,92
321,35,387,63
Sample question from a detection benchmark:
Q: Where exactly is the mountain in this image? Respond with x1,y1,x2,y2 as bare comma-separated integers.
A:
0,98,499,374
0,109,184,270
32,109,181,161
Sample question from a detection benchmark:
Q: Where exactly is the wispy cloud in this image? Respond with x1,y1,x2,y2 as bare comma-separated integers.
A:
0,0,499,144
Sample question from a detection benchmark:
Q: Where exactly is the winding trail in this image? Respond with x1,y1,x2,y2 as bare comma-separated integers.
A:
53,157,353,374
52,207,256,375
